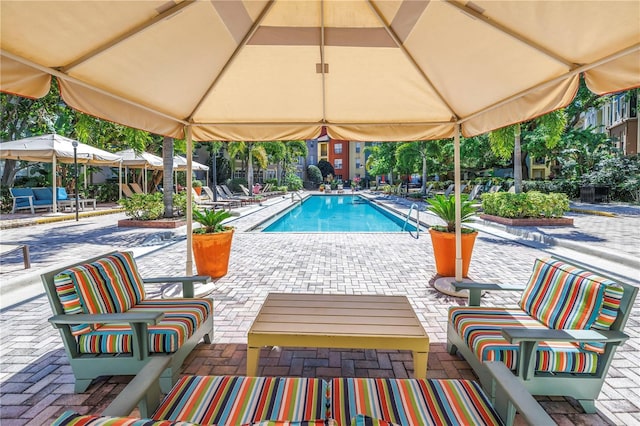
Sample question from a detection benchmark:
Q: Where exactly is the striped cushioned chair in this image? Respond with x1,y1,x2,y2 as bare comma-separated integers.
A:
42,251,214,393
447,256,637,414
52,358,553,426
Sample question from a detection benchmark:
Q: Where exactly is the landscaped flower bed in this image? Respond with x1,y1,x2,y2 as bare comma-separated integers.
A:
480,191,572,226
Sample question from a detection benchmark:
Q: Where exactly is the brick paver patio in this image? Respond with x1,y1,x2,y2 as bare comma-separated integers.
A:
1,194,638,425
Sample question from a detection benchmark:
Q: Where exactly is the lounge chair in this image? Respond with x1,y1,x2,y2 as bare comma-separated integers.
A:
129,182,145,194
192,188,234,211
467,184,482,201
217,185,249,206
447,256,638,414
120,184,135,198
41,251,213,393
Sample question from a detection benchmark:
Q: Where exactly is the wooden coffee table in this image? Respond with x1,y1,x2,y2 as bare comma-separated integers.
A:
247,293,429,378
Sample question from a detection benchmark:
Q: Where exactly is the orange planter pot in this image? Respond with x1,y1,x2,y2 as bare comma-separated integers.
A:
428,228,478,278
192,229,234,278
194,187,202,196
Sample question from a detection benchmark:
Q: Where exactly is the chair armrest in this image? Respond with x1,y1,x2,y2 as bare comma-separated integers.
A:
485,361,556,426
102,356,172,418
453,282,523,291
502,328,629,344
502,327,629,381
12,195,34,201
48,312,164,327
450,280,523,306
143,275,212,298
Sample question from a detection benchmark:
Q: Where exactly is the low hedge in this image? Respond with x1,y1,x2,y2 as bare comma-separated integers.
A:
481,191,569,218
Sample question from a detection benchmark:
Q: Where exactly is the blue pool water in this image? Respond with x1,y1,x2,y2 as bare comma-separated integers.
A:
262,195,417,232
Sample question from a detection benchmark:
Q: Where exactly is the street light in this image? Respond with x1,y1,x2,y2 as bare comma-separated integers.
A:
72,141,79,221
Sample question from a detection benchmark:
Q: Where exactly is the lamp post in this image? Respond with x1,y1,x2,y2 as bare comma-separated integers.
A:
212,149,219,202
72,141,79,221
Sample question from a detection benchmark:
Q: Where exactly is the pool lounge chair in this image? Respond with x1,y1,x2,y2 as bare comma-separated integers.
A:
129,182,145,194
120,184,135,198
217,185,250,206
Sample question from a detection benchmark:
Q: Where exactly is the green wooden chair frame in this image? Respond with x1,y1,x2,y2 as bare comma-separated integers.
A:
447,256,638,414
41,251,213,393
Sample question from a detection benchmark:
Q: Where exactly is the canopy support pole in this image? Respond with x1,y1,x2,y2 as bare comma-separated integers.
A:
454,124,462,282
119,163,123,200
186,126,194,276
52,154,57,213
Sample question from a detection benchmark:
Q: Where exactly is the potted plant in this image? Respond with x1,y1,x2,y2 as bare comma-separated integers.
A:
319,183,325,192
426,194,478,277
192,179,203,196
192,209,234,278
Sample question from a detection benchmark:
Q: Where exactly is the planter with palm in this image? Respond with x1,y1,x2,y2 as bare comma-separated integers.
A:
426,194,478,277
192,209,234,278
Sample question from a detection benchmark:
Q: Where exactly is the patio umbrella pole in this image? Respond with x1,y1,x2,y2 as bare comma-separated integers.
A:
454,124,462,282
186,126,194,276
52,154,57,214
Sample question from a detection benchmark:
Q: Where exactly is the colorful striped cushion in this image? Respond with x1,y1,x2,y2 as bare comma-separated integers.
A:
584,284,624,353
243,422,336,426
92,252,147,310
152,376,328,425
57,252,146,319
77,299,213,354
518,258,608,330
51,410,199,425
53,273,92,336
350,414,400,426
330,377,503,426
450,307,599,374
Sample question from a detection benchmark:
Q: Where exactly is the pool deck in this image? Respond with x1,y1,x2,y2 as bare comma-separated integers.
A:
0,191,639,425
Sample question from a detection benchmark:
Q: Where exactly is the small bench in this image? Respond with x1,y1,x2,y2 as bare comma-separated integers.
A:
41,251,214,393
52,356,554,426
447,256,637,413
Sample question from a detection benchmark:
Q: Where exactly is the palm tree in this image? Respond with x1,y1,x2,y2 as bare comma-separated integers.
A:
489,110,566,193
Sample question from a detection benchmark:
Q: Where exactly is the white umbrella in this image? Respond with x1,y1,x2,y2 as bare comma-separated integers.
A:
0,134,122,212
1,1,638,276
116,149,164,193
173,155,209,191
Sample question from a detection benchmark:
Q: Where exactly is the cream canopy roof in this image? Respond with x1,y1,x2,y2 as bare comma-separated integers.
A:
1,0,638,142
2,0,639,278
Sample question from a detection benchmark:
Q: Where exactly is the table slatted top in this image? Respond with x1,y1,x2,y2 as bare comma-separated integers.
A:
249,293,427,339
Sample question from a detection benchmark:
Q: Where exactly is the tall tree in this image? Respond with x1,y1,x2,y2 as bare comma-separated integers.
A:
162,136,174,218
395,141,432,194
489,110,566,192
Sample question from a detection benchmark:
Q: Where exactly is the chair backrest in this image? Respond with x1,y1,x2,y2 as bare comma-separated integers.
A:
217,185,231,200
121,184,135,198
129,183,144,194
468,185,482,201
443,184,454,197
239,184,251,196
202,186,215,200
221,185,235,197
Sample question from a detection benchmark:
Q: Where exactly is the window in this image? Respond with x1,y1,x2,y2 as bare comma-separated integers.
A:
334,143,342,154
355,159,361,169
355,142,361,153
334,159,342,169
320,143,328,157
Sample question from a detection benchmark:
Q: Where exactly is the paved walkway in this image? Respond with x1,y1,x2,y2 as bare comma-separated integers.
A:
0,194,638,425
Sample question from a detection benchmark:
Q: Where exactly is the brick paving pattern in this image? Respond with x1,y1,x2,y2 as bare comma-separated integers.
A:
0,194,638,425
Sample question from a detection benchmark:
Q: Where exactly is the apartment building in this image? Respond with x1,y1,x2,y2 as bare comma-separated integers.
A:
582,91,638,155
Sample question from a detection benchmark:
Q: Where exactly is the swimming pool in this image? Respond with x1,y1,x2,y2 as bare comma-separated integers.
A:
261,195,418,232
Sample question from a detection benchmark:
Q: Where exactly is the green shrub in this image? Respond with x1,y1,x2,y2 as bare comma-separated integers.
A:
119,193,164,220
307,165,323,185
173,191,191,216
285,173,303,191
481,191,569,218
